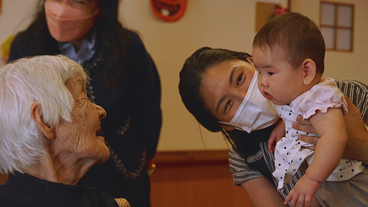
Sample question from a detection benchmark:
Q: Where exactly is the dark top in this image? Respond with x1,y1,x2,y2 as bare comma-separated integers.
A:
9,30,162,207
229,126,274,182
0,172,119,207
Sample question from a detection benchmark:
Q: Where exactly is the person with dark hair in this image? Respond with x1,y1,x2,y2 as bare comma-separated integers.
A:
8,1,162,207
179,46,368,207
179,47,255,132
252,12,368,206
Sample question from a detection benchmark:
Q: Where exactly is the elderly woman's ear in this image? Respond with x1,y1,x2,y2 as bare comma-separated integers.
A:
30,102,55,140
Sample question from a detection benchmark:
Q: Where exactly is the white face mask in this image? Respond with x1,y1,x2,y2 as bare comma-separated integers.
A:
220,71,279,133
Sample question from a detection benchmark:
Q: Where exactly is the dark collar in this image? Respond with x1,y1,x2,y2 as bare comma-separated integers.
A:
5,172,88,206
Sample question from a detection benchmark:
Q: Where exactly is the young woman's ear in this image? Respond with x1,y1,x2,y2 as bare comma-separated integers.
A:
302,58,316,85
30,102,55,140
215,123,235,131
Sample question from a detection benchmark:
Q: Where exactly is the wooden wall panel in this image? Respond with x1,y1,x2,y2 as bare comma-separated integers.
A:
255,2,276,32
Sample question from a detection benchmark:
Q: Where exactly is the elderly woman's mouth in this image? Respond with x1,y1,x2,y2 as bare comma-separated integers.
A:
96,129,102,136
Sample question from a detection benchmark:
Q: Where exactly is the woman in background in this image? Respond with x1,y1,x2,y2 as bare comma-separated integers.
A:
9,1,162,207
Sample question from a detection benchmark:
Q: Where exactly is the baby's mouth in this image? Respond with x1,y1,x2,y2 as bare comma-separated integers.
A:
263,91,273,100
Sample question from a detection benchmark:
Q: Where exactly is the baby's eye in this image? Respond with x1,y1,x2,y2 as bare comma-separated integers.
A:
237,73,243,85
268,72,274,75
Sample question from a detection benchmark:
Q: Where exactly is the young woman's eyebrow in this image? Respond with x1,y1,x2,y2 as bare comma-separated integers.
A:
216,66,237,113
229,66,236,85
216,96,225,113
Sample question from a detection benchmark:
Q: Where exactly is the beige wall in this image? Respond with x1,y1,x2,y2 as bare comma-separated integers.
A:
291,0,368,84
1,0,367,151
0,0,37,45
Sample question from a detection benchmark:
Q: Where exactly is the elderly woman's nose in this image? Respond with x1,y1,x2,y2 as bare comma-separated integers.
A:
95,104,107,120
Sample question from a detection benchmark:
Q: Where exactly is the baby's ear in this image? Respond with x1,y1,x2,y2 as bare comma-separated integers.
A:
215,123,235,131
302,58,316,85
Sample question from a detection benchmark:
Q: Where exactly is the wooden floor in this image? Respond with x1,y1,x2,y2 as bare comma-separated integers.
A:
150,150,254,207
0,150,255,207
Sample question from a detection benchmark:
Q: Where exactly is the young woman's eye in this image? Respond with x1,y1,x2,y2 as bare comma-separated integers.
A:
224,100,232,112
73,0,86,4
268,72,274,75
237,73,243,85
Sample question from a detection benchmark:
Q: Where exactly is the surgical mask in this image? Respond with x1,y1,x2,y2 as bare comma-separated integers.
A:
45,1,100,42
220,71,279,133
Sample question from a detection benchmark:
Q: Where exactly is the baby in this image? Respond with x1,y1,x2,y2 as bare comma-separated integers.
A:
252,12,368,207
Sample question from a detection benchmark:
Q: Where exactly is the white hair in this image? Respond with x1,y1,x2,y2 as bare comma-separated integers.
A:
0,55,87,174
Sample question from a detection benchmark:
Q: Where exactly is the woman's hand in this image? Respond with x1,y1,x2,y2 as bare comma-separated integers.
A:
293,97,368,164
292,116,319,151
341,97,368,164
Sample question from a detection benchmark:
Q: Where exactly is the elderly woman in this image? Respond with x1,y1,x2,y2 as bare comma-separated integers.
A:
0,55,129,207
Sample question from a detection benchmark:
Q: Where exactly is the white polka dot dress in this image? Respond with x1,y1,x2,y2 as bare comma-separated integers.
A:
273,78,364,190
273,105,316,189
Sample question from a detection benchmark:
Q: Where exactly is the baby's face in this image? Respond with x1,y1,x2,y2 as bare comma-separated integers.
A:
252,45,305,105
200,59,255,122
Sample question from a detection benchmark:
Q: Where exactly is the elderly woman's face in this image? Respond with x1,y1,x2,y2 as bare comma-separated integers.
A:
54,74,109,164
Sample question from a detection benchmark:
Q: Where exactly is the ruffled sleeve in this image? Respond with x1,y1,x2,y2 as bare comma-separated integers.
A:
290,78,348,119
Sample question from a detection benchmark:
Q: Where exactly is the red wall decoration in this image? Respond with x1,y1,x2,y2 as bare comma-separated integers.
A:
150,0,187,22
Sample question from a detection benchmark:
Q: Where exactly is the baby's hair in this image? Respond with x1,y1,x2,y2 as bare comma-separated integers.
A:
253,12,325,75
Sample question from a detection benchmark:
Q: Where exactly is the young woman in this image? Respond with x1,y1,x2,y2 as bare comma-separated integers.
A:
179,46,368,206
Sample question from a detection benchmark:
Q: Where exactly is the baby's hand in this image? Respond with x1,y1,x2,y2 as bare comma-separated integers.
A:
284,175,320,207
268,119,285,153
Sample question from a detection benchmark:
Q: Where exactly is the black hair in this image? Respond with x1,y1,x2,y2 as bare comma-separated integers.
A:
178,47,252,132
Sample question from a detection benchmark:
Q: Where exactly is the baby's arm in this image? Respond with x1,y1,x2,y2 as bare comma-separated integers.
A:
294,97,368,164
284,108,348,207
268,118,285,153
306,108,348,182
